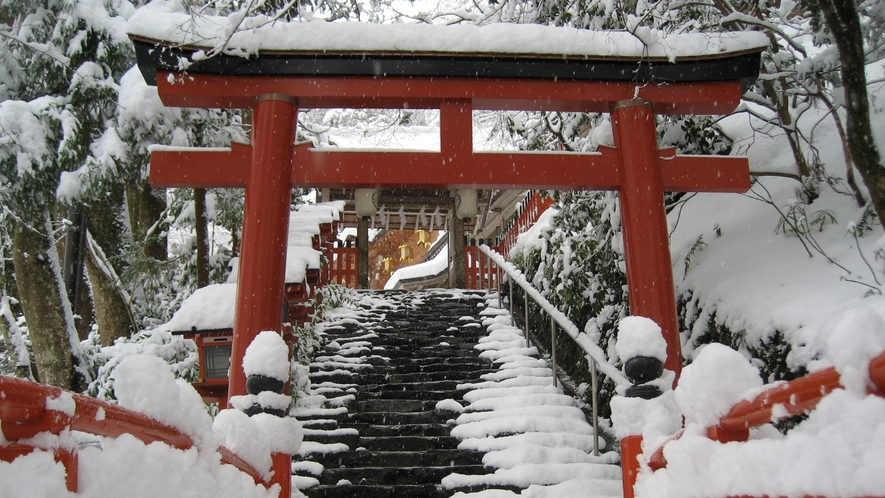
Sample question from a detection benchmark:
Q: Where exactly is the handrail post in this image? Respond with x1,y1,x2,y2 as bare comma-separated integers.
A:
497,265,503,310
550,318,558,388
524,290,531,349
508,274,514,326
591,358,599,456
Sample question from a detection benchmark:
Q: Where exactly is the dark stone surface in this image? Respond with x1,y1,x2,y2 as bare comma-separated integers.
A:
294,291,501,498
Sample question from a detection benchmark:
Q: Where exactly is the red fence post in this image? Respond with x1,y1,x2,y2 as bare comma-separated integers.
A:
621,434,642,498
229,94,298,401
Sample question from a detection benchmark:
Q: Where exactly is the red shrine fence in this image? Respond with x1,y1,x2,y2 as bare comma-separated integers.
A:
0,376,266,493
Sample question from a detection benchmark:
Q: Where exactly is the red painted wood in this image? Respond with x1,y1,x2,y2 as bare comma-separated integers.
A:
329,247,359,288
228,96,298,402
612,99,683,382
649,350,885,473
152,143,747,192
271,452,291,498
621,435,643,498
155,72,743,115
150,142,250,188
0,375,268,489
499,193,556,255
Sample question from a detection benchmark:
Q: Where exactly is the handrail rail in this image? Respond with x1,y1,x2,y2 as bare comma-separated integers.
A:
0,375,266,491
479,245,629,457
480,245,629,386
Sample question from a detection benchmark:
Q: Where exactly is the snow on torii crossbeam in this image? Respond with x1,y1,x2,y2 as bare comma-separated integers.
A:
129,15,766,408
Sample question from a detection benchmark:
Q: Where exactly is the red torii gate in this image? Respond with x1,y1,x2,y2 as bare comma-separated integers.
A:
132,32,763,406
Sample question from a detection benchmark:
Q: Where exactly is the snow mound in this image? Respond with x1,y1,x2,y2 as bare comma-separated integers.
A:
113,354,217,452
242,331,290,381
674,343,763,427
616,316,667,362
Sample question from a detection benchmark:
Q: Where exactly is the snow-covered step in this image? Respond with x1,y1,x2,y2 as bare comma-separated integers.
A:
442,295,623,498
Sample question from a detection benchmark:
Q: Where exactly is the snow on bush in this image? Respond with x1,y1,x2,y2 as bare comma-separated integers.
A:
82,329,198,401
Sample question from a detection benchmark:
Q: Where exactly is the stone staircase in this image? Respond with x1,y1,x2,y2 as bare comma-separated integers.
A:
292,290,497,498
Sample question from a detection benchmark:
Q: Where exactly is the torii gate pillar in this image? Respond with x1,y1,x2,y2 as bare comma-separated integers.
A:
612,99,682,376
230,94,297,399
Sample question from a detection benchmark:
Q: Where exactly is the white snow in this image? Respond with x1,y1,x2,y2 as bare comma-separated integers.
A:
112,355,217,452
242,331,290,382
0,354,286,498
163,282,237,331
444,295,621,495
673,343,764,427
615,316,667,363
127,2,768,61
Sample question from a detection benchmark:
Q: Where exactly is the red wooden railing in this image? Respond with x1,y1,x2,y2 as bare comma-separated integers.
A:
466,245,500,290
498,191,555,256
328,247,358,288
0,376,267,493
465,191,553,291
628,350,885,497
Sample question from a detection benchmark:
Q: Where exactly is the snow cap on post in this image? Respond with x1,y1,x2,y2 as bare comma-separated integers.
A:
243,331,290,382
616,316,667,363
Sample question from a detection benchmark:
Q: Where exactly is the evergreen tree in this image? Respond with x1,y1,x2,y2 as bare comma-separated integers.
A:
0,0,137,384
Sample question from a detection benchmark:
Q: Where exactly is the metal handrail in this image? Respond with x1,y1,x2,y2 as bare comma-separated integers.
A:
479,245,630,456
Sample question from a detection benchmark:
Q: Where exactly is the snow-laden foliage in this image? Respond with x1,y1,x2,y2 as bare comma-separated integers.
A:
0,97,78,223
81,328,199,401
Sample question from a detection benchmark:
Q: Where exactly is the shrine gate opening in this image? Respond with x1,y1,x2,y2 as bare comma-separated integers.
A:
131,28,765,495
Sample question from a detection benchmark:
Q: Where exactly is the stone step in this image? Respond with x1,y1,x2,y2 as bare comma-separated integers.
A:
354,399,435,413
302,429,360,448
358,436,460,452
347,411,444,426
349,369,492,386
303,483,447,498
355,389,463,402
387,360,492,374
366,380,461,394
348,423,451,437
319,464,487,486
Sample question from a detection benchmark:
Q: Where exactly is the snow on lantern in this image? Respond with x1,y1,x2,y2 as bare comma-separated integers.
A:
455,189,478,222
355,188,379,221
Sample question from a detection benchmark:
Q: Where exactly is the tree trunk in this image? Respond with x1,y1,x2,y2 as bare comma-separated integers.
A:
817,0,885,228
84,240,136,346
194,188,210,288
85,187,135,346
12,218,74,389
126,179,167,261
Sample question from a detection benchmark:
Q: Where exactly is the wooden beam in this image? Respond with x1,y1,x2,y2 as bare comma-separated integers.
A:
150,143,251,188
150,142,748,193
155,72,743,115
